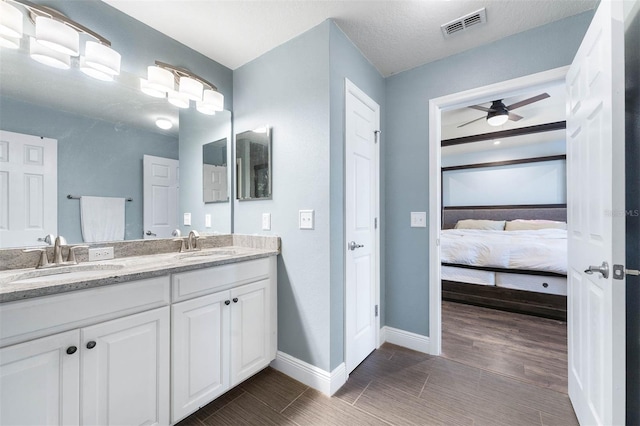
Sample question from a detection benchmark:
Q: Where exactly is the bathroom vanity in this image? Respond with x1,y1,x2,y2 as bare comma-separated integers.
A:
0,234,279,425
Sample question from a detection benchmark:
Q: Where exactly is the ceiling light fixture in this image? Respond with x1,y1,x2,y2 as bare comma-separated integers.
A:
486,101,509,126
142,60,224,115
155,118,173,130
0,0,121,81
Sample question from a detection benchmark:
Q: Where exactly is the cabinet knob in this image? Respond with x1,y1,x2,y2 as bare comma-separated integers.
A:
86,341,97,349
66,346,77,355
233,298,238,303
224,300,231,305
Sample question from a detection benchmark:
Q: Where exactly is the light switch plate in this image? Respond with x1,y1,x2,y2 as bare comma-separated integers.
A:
205,214,212,228
299,210,314,230
183,212,191,226
262,213,271,230
410,212,427,228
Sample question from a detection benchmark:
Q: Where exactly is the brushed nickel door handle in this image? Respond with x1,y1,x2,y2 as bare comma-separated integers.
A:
585,261,609,279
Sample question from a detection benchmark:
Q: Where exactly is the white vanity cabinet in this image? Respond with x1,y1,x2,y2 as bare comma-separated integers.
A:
0,276,171,426
171,257,277,424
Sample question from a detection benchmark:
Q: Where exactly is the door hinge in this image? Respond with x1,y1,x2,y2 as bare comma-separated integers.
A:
374,218,377,229
375,305,379,317
374,130,380,143
613,264,640,280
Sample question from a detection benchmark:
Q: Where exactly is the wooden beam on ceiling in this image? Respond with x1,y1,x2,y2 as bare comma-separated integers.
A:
441,121,566,147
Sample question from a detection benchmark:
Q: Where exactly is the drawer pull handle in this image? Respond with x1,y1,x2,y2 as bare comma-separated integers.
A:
224,300,231,305
66,346,77,355
233,298,238,303
86,341,97,349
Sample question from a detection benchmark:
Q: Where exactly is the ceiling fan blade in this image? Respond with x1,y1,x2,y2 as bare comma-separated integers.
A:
457,115,486,128
467,104,493,113
508,112,523,121
506,93,550,110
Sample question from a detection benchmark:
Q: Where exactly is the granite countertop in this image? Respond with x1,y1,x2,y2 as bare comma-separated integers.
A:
0,245,278,303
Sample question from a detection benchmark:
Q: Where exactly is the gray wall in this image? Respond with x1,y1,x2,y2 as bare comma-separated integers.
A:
383,11,594,336
624,0,640,422
328,22,385,370
0,96,178,243
179,110,232,234
233,22,332,370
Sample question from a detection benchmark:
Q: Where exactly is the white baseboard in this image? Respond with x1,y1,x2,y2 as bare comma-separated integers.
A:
381,326,430,354
270,351,346,396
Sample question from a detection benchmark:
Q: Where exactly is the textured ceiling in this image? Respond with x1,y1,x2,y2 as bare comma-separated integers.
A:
102,0,597,77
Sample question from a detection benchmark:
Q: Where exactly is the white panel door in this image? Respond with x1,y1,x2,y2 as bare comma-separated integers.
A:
172,291,230,423
230,280,271,385
81,307,170,426
0,130,57,248
0,330,79,426
345,80,380,374
203,164,228,202
566,1,626,425
143,155,179,239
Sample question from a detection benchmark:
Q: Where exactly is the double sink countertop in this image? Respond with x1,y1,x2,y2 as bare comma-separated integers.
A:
0,235,280,303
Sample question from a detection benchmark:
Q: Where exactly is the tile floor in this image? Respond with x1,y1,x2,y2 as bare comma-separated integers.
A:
177,302,577,425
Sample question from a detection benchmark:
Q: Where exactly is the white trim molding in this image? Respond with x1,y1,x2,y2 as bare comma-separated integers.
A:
270,351,346,396
381,326,430,354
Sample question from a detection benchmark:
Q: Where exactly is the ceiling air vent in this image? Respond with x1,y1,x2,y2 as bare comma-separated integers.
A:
441,8,487,38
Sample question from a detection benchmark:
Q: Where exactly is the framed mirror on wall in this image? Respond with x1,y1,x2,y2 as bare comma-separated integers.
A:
235,127,272,201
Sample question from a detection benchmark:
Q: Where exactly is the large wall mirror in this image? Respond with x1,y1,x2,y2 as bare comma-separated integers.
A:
0,41,232,248
236,127,272,200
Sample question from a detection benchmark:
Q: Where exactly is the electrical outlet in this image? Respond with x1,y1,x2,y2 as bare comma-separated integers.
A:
262,213,271,231
88,247,114,261
410,212,427,228
205,214,212,228
183,212,191,226
299,210,314,230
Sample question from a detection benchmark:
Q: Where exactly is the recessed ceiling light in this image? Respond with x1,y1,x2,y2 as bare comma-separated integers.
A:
155,118,172,130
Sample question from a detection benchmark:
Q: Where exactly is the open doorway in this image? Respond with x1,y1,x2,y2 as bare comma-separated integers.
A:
438,83,569,391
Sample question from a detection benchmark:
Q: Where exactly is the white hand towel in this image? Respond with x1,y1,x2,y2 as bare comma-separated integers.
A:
80,196,125,243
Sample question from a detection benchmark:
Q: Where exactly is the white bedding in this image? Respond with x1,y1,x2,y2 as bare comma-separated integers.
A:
440,228,567,275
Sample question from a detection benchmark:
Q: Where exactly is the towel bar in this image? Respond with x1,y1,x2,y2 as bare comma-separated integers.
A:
67,195,133,202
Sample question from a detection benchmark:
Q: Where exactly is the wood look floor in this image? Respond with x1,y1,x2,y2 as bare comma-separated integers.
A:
178,302,576,426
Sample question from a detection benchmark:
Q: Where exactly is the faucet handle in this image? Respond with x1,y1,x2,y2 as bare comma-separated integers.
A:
23,248,50,269
67,245,89,264
173,238,186,253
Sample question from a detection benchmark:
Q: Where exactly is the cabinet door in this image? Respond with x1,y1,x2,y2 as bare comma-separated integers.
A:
171,291,230,423
81,307,169,426
0,330,79,426
230,279,272,385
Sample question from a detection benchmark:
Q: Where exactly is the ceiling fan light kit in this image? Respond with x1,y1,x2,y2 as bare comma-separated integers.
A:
486,101,509,126
458,93,551,128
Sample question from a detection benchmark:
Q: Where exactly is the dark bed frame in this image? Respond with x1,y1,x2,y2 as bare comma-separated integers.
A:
441,204,568,321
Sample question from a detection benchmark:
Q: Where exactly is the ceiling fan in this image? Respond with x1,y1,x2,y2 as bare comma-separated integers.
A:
457,93,550,128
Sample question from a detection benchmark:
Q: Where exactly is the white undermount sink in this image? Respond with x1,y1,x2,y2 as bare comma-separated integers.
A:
0,263,125,285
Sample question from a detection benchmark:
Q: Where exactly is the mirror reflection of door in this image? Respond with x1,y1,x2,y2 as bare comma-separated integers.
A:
202,138,228,203
235,127,271,200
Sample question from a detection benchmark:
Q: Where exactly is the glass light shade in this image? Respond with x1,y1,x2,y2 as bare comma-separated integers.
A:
179,76,203,101
0,35,20,49
202,89,224,112
35,16,79,56
155,119,173,130
167,90,190,109
140,78,166,98
0,2,23,38
196,101,216,115
486,113,509,126
83,41,121,76
79,56,113,81
147,66,174,93
29,37,70,70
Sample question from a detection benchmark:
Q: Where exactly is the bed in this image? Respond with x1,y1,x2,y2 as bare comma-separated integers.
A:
441,205,568,320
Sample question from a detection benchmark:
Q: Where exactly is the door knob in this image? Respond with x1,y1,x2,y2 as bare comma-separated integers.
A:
348,241,364,251
145,230,156,236
585,261,609,279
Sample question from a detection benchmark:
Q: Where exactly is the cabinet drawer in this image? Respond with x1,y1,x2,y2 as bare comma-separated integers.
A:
0,276,171,348
172,258,272,302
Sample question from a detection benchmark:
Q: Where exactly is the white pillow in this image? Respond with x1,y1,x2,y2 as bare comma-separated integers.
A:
454,219,506,230
505,219,567,231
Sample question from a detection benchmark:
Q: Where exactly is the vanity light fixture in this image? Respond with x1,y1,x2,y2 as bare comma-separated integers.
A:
0,0,121,81
142,61,224,115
